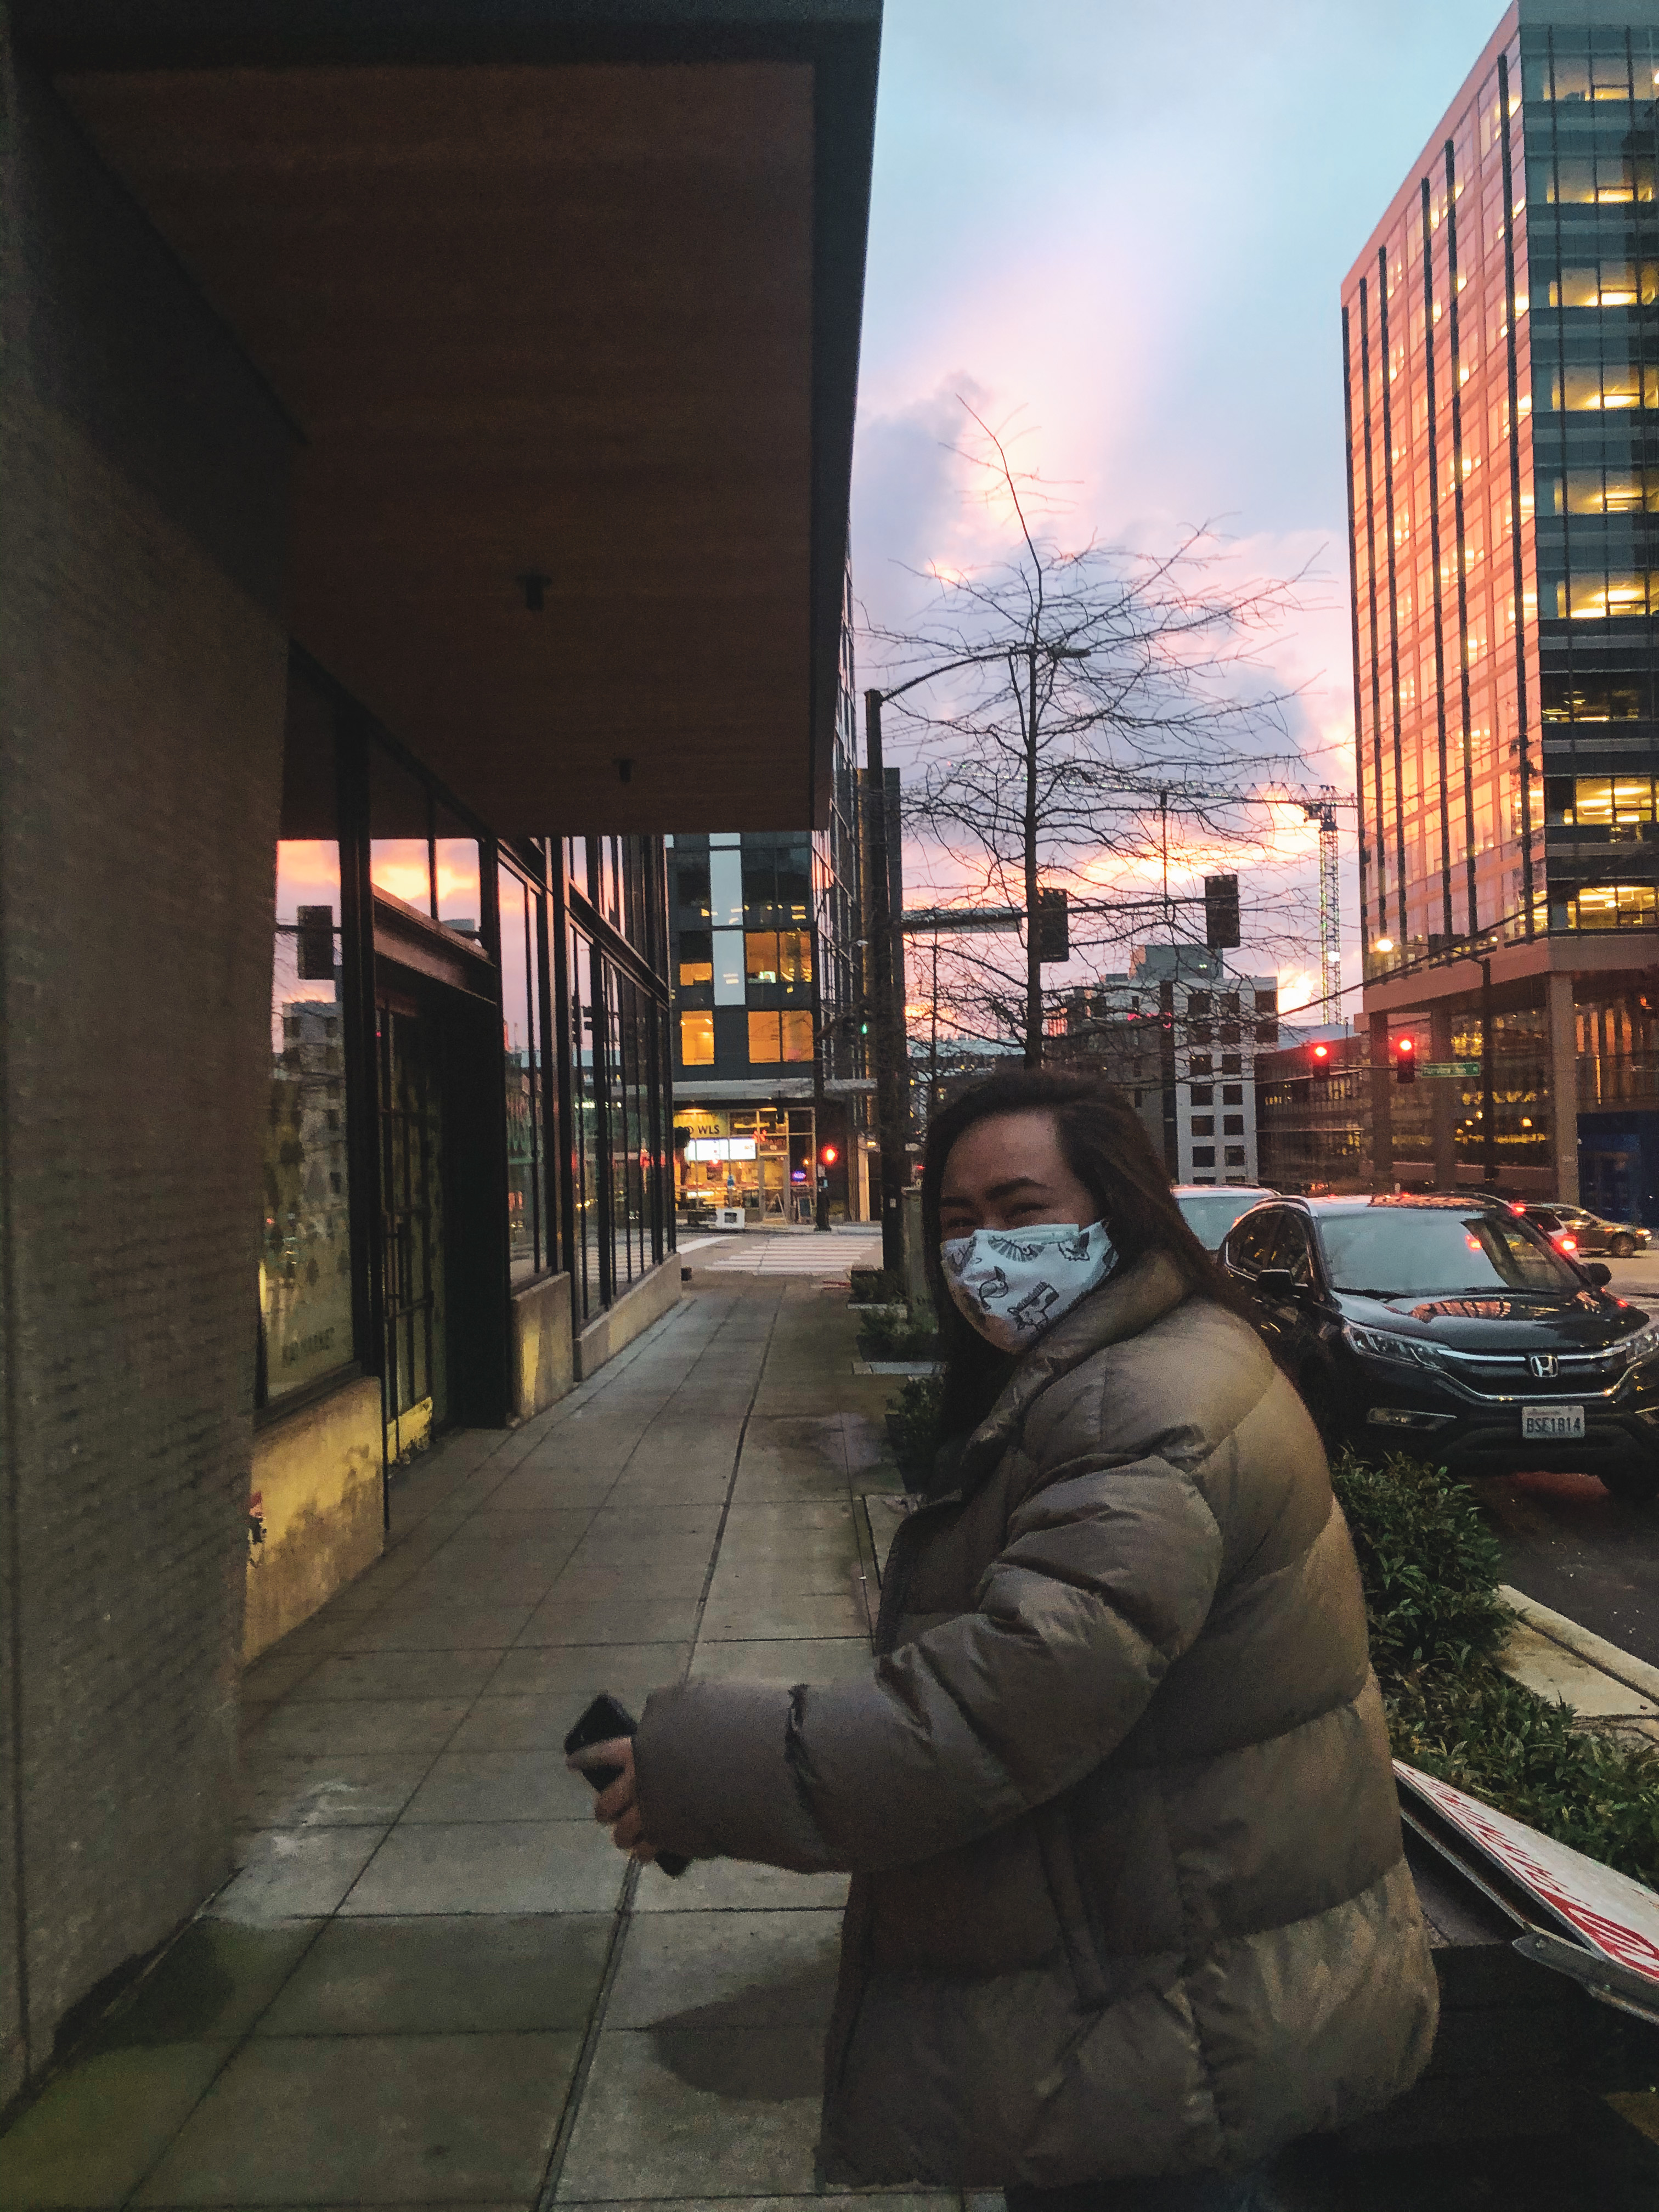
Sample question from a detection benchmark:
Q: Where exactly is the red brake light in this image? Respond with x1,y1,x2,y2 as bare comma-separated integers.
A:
1558,1234,1578,1254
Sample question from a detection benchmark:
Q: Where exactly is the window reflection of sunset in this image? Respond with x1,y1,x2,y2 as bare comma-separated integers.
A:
370,840,429,909
275,840,341,924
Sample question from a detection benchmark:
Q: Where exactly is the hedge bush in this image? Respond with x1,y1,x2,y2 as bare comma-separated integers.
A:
1333,1448,1659,1890
859,1306,940,1361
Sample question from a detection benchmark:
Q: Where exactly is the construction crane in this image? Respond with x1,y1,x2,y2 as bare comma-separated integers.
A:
1300,788,1344,1026
1075,777,1356,1025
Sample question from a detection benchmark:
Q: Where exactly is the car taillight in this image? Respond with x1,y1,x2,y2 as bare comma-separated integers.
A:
1558,1234,1578,1254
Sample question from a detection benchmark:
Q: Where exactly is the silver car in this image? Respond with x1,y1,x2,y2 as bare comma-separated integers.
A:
1175,1183,1276,1253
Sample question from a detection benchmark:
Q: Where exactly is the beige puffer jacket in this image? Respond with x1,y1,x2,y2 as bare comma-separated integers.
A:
635,1253,1439,2185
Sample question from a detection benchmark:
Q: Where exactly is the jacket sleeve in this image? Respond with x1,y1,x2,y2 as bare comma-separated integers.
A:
633,1449,1224,1874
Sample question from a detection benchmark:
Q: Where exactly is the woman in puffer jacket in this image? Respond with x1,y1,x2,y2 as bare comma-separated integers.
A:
572,1069,1439,2212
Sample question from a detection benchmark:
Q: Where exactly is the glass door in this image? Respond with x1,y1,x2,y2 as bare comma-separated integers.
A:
376,991,447,1460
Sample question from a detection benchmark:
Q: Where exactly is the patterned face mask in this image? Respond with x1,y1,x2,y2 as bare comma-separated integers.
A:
939,1220,1117,1353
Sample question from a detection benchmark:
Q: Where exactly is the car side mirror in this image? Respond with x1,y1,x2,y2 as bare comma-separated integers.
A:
1585,1261,1612,1286
1255,1267,1297,1298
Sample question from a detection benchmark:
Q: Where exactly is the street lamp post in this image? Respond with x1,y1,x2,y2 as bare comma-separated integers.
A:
864,687,907,1277
863,640,1091,1276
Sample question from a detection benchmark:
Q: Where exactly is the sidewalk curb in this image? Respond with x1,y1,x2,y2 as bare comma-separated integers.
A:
1499,1583,1659,1708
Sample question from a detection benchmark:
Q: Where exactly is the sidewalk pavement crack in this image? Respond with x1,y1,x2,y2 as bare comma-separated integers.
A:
532,1281,788,2212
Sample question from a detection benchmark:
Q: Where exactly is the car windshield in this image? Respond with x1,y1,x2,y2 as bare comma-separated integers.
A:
1177,1190,1266,1249
1318,1208,1583,1297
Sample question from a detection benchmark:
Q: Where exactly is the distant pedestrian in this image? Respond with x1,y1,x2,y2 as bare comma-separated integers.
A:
572,1069,1438,2210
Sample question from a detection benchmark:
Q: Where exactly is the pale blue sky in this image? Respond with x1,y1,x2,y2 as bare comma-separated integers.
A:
850,0,1511,1002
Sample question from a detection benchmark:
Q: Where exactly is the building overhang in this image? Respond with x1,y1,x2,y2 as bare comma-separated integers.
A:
1363,932,1659,1017
14,2,880,834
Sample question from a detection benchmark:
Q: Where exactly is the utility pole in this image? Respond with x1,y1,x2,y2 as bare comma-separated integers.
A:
864,689,907,1277
928,932,941,1130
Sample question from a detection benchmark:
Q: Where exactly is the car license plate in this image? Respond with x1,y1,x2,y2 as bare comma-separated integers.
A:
1522,1404,1584,1441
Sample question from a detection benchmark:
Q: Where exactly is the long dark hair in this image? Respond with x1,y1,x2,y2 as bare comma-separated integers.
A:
921,1067,1240,1438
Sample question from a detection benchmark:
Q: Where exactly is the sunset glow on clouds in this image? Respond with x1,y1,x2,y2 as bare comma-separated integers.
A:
854,0,1505,1022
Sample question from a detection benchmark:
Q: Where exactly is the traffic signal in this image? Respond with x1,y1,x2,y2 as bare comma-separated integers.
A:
819,1144,839,1167
1036,889,1070,962
1396,1036,1417,1085
1312,1042,1330,1063
1204,875,1240,950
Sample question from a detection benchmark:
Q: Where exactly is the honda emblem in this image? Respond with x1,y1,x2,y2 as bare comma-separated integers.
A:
1528,1353,1559,1380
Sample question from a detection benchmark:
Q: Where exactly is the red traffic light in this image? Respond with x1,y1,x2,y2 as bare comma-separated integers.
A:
1312,1042,1329,1062
819,1144,838,1167
1397,1036,1415,1055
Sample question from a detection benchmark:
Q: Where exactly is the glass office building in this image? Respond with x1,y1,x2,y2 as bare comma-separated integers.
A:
668,595,871,1220
1344,4,1659,1215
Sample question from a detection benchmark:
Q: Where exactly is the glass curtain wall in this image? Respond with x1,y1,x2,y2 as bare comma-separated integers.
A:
1347,18,1659,976
1526,19,1659,936
1344,19,1538,980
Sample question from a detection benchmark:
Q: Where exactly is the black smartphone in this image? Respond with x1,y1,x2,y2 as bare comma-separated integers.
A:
563,1693,689,1876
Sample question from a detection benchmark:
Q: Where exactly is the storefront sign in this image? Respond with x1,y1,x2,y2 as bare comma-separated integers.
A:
686,1137,757,1162
1396,1762,1659,1994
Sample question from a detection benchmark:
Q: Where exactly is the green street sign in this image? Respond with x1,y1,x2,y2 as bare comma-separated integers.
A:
1421,1059,1482,1080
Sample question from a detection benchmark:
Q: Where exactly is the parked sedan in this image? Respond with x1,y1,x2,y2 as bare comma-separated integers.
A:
1520,1203,1650,1260
1220,1193,1659,1500
1174,1183,1275,1252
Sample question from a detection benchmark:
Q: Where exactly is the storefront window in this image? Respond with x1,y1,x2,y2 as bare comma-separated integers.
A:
568,928,603,1320
499,863,548,1283
262,678,355,1407
369,744,432,913
436,812,481,935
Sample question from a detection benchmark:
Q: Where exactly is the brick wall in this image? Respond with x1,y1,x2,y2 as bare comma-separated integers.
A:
0,54,292,2108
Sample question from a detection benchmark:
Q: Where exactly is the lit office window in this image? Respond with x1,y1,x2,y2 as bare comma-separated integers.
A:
681,1011,714,1065
1571,884,1658,929
1574,777,1656,826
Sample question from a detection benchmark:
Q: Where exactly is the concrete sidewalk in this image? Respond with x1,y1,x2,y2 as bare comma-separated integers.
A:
8,1278,1659,2211
0,1279,932,2212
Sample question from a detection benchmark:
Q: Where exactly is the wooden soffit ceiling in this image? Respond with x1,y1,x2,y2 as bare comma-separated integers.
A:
56,59,817,833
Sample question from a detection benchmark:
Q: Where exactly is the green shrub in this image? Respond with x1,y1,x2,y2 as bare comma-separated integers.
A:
850,1267,905,1306
859,1307,939,1361
1333,1448,1659,1889
1330,1450,1509,1683
885,1374,944,1482
1388,1667,1659,1886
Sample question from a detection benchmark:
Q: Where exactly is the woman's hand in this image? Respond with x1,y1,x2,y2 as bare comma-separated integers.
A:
565,1736,659,1864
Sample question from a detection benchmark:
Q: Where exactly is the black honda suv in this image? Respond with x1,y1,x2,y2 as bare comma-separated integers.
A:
1220,1194,1659,1500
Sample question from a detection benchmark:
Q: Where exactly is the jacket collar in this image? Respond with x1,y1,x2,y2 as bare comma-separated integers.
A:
933,1249,1190,1500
